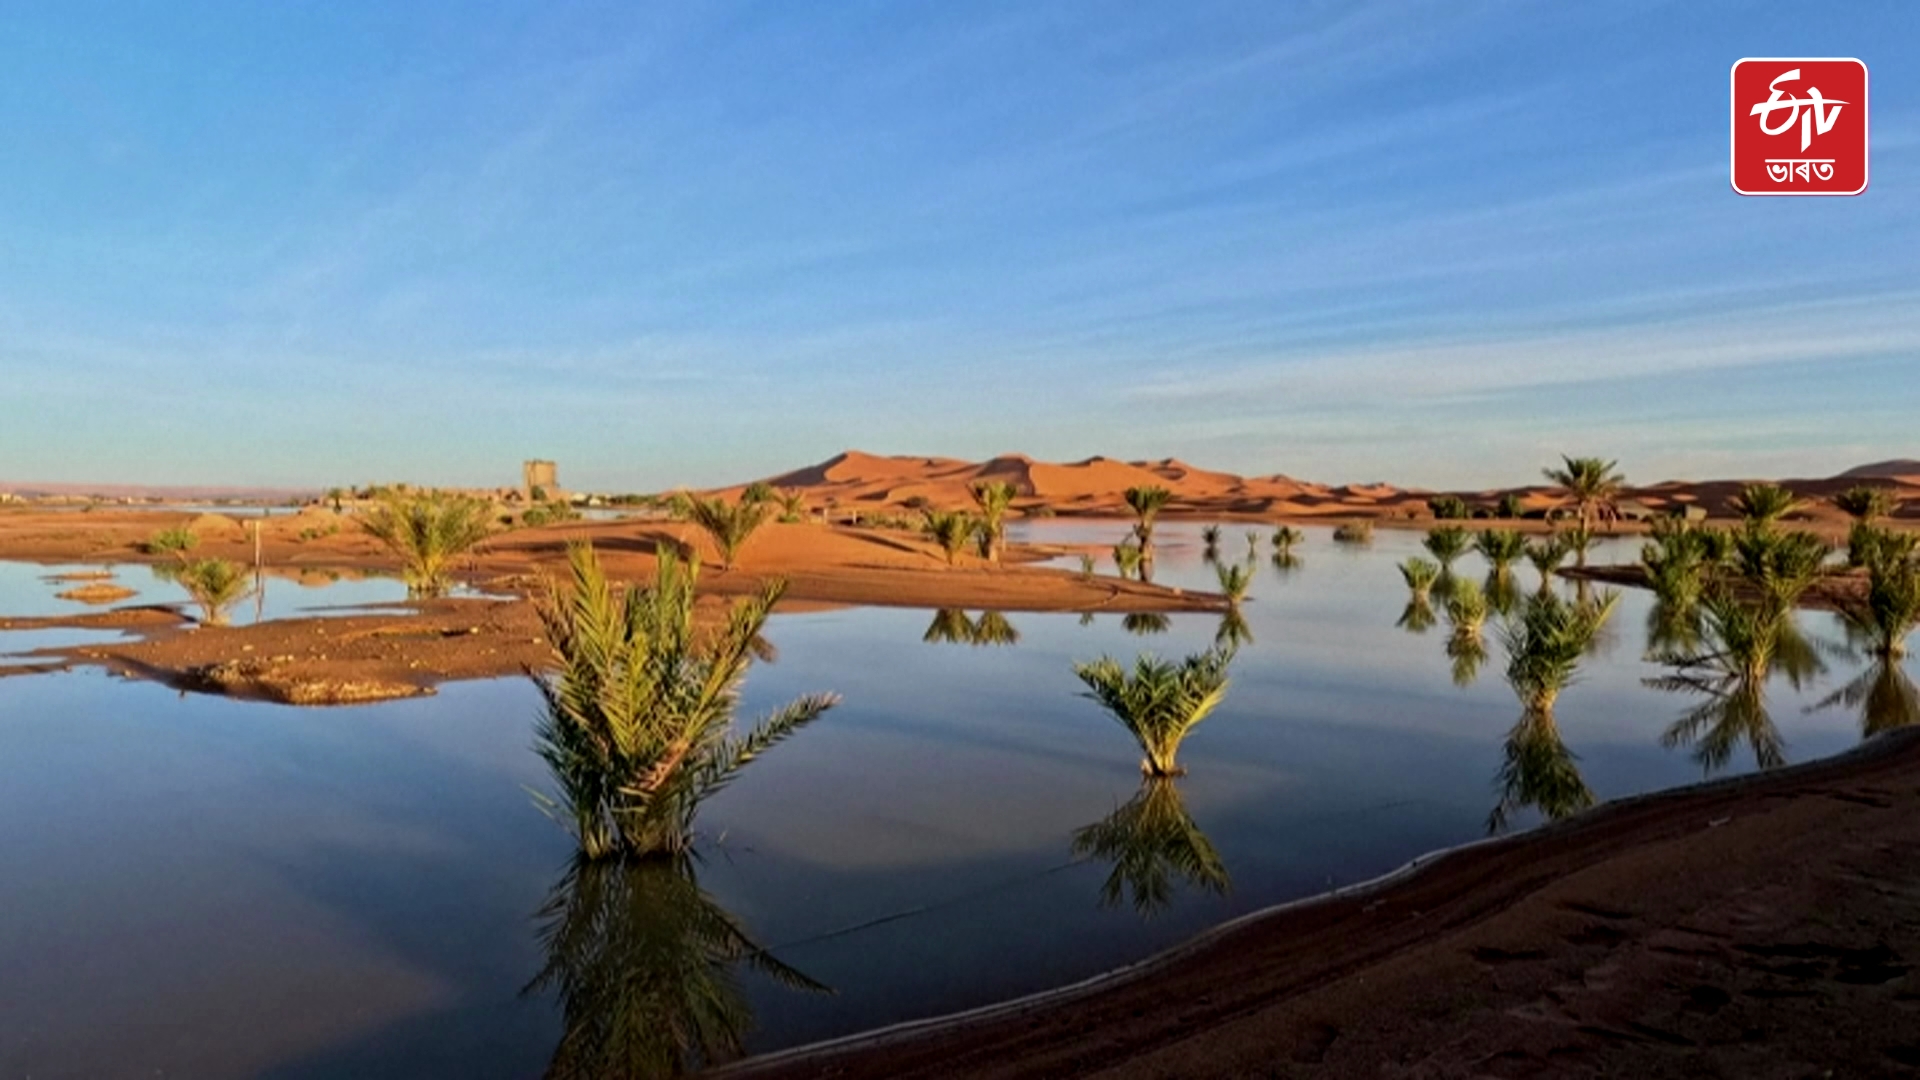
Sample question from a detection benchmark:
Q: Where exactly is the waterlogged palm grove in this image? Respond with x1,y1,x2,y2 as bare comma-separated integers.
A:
3,455,1918,1078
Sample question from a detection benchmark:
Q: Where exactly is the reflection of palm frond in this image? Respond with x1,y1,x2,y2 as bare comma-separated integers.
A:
1446,627,1486,687
1814,657,1920,737
1072,778,1229,916
1488,707,1593,833
1658,678,1783,774
971,610,1021,646
1398,595,1436,634
1215,609,1253,648
1122,611,1170,636
923,608,973,644
528,856,828,1079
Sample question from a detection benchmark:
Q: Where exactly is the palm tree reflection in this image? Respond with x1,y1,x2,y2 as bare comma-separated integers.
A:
528,856,827,1078
1123,612,1171,636
1816,657,1920,736
1487,591,1616,832
1072,777,1229,916
1647,593,1793,775
922,609,1021,646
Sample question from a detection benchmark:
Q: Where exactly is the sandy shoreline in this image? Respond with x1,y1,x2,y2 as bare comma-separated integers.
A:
0,510,1225,702
727,728,1920,1078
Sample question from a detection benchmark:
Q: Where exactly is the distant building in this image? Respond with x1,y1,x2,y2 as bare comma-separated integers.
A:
523,460,561,501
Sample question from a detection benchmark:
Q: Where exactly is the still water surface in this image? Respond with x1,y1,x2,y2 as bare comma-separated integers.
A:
0,523,1899,1078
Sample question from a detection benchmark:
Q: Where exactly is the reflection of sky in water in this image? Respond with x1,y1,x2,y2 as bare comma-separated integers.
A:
0,627,126,658
0,523,1896,1076
0,559,485,623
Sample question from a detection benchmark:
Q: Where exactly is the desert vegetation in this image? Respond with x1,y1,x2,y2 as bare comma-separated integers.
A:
175,558,252,625
529,543,838,860
360,490,492,594
921,509,976,566
1071,778,1228,916
684,494,773,570
968,481,1017,563
1123,485,1173,556
143,526,198,557
1074,647,1234,777
1542,455,1625,535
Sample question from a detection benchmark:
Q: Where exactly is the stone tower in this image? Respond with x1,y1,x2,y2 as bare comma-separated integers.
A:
522,460,560,501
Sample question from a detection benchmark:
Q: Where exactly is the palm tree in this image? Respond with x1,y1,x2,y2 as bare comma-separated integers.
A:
1641,524,1711,618
1271,526,1304,552
326,487,346,512
684,496,772,570
527,854,826,1077
1200,524,1222,557
1473,529,1527,577
175,558,252,625
1074,647,1234,776
968,481,1017,563
529,543,838,860
774,489,808,523
1423,526,1471,570
1487,590,1617,831
1835,552,1920,659
1730,526,1830,614
1542,456,1625,535
1072,778,1229,916
1214,560,1252,606
1078,553,1098,580
360,490,493,595
1445,577,1490,686
1113,539,1144,579
1560,524,1596,569
740,481,776,505
1123,486,1174,555
1646,590,1788,774
1524,536,1569,591
1833,484,1896,523
1332,521,1374,545
1729,482,1804,529
1398,557,1440,599
1847,523,1919,570
921,509,975,566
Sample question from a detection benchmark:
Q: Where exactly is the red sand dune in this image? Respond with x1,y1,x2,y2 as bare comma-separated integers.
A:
725,451,1920,526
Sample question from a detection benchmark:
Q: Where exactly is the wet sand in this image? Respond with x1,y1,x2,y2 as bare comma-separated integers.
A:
728,729,1920,1078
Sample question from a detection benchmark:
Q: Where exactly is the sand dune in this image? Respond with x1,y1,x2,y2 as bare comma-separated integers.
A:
731,451,1920,526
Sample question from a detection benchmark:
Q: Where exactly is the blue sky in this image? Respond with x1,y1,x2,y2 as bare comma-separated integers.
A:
2,1,1914,491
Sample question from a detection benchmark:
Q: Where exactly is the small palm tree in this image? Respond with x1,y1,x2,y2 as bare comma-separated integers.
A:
774,489,808,523
1641,524,1711,617
1123,486,1174,554
1730,526,1830,614
1399,557,1441,599
1271,526,1303,551
921,509,975,566
1836,553,1920,659
1648,592,1787,774
1215,561,1252,606
1560,525,1596,569
1113,539,1144,579
1332,521,1373,545
1524,536,1569,590
1473,529,1527,576
1487,589,1617,831
530,543,838,859
1847,523,1919,570
326,487,347,512
1833,484,1896,523
1200,524,1222,554
1423,526,1471,569
741,481,776,505
1729,482,1803,529
1542,456,1625,535
361,491,492,594
1078,553,1097,580
685,496,772,570
1074,647,1234,776
969,481,1017,563
1445,578,1491,687
176,558,252,625
144,526,198,558
1072,777,1229,916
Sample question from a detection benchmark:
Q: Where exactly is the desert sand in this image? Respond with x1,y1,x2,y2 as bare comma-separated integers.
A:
728,728,1920,1079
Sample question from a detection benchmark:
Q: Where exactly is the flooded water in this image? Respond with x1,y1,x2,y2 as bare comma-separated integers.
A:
0,559,479,625
0,523,1899,1078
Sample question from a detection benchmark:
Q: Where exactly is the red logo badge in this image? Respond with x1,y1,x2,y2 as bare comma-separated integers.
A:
1732,58,1868,195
